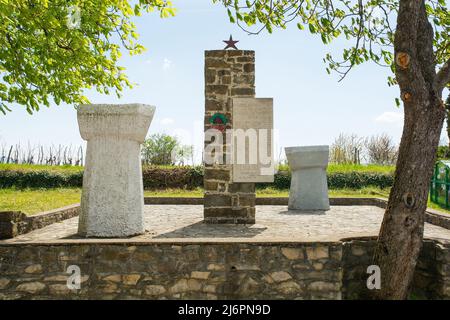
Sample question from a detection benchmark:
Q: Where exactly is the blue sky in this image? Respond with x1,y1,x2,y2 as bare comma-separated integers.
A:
0,0,447,164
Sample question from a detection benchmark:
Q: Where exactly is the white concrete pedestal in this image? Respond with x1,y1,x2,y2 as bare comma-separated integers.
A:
77,104,155,237
285,146,330,211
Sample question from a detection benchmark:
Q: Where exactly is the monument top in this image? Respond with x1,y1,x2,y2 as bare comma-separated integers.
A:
223,35,239,50
77,103,155,117
77,103,155,142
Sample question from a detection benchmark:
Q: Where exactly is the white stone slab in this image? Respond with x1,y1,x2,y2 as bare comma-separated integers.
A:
231,98,274,183
285,145,330,211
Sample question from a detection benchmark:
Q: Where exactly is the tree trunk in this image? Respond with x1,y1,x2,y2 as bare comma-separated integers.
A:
373,0,446,299
446,95,450,149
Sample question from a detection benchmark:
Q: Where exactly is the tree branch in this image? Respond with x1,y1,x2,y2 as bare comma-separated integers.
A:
436,58,450,94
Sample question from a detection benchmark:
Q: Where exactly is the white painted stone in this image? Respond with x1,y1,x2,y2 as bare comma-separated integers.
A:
231,98,274,183
77,104,155,237
285,145,330,211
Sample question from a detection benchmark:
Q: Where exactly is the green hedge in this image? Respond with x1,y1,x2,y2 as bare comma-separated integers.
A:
256,171,394,189
142,166,203,189
0,166,393,190
0,170,83,188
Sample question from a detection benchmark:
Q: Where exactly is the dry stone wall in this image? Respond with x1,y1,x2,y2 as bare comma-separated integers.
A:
0,239,449,299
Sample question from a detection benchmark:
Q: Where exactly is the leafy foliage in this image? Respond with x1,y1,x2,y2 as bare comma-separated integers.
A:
141,133,193,165
436,145,450,160
214,0,449,83
0,0,175,114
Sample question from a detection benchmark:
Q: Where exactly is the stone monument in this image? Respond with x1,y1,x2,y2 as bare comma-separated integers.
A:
285,145,330,211
77,103,155,237
203,47,274,224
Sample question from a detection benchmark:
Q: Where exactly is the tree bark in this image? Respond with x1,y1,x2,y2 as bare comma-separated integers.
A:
446,95,450,149
373,0,446,299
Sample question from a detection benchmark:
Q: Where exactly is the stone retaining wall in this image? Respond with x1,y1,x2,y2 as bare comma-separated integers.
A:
0,239,449,300
0,242,342,300
342,239,450,299
0,205,79,239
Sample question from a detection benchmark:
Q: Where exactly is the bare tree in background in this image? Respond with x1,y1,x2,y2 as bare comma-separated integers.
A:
330,133,364,164
365,134,398,165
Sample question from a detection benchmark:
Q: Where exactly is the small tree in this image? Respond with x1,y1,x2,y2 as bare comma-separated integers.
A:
141,133,192,166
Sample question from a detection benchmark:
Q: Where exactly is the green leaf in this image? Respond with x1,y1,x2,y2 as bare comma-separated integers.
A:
0,0,176,113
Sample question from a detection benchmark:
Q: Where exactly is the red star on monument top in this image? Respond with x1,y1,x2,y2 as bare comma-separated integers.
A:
223,35,239,50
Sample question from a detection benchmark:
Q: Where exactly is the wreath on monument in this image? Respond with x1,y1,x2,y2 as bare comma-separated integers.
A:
209,113,229,132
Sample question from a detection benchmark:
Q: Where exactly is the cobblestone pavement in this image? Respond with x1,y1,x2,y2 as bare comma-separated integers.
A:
3,205,450,243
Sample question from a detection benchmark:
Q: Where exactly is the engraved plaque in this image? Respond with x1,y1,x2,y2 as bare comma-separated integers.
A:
232,98,274,183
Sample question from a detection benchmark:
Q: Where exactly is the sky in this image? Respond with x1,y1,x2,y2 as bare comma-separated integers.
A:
0,0,448,164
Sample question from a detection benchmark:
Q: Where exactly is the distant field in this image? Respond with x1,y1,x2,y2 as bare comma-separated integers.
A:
0,163,194,173
0,163,84,173
0,163,395,174
278,163,395,174
327,164,395,174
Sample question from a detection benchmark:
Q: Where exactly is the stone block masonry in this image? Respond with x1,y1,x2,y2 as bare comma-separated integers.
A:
0,242,343,300
204,50,256,224
0,239,449,299
342,239,450,299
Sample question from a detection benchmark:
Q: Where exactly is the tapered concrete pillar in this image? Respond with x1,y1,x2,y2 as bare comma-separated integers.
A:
285,146,330,211
77,104,155,237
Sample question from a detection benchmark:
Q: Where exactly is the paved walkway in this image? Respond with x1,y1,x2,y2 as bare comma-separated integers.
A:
2,205,450,244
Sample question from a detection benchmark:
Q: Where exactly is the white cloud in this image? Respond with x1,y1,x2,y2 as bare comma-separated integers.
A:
160,117,174,125
145,58,152,64
162,58,172,70
375,111,404,125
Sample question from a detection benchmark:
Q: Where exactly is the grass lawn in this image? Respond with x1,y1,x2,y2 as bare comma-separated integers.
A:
327,163,395,174
256,186,390,198
3,186,447,215
276,163,395,174
0,188,82,214
0,163,84,173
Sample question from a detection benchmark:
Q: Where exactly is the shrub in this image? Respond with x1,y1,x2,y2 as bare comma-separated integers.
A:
437,145,450,160
326,172,393,189
0,170,82,188
142,166,203,189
